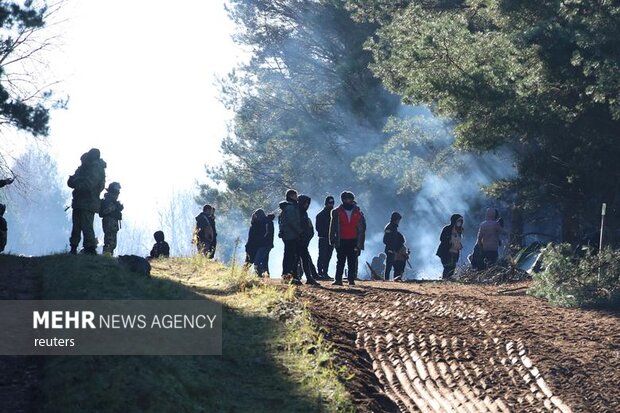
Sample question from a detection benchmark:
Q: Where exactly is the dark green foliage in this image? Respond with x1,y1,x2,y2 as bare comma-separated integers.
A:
530,244,620,308
350,0,620,242
205,0,400,214
0,1,50,137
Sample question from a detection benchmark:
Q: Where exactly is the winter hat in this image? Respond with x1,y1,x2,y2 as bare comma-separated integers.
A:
340,191,355,202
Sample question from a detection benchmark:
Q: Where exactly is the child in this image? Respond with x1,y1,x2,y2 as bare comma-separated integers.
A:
100,182,123,256
149,230,170,259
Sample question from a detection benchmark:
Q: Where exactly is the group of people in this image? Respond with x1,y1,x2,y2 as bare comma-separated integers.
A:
66,148,175,259
3,149,504,282
436,208,504,279
244,189,367,286
242,187,505,285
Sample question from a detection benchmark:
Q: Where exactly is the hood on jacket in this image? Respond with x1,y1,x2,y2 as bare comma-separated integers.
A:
298,195,311,211
154,230,165,242
252,209,266,224
450,214,463,226
485,208,498,221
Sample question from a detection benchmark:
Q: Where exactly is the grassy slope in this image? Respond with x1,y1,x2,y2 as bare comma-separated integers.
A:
34,255,353,413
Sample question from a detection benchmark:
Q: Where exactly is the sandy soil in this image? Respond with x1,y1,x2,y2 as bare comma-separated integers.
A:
297,280,620,413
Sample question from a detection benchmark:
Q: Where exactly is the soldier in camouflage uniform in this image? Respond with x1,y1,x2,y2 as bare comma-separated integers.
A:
100,182,123,256
67,148,106,255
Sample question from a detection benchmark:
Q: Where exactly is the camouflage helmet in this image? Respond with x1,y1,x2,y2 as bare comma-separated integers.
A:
106,182,121,193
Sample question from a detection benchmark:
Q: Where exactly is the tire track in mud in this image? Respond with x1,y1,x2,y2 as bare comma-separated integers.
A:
300,286,574,413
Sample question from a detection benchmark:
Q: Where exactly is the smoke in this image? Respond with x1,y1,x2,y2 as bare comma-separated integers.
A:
405,151,515,279
1,147,72,256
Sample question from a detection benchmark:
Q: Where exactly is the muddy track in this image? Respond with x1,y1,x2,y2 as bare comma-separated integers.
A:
299,282,620,413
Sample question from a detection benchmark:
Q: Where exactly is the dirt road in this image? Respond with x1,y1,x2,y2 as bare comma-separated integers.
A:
298,281,620,413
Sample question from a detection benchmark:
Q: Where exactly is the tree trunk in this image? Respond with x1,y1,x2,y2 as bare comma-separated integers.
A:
509,206,524,248
561,206,580,245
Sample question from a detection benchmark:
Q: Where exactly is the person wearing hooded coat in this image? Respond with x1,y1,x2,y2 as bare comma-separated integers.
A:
245,209,264,265
67,148,106,255
295,195,319,285
278,189,303,279
436,214,464,279
383,211,405,281
252,211,275,277
149,230,170,259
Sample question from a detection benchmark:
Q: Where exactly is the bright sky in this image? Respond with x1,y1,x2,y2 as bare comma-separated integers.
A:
45,0,243,228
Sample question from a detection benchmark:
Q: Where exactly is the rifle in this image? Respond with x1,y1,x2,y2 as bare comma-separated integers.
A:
365,261,383,281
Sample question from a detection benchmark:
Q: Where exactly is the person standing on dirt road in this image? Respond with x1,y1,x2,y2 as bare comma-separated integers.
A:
436,214,464,279
67,148,106,255
476,208,503,268
329,191,366,286
296,195,319,285
315,195,335,280
383,211,405,281
278,189,303,281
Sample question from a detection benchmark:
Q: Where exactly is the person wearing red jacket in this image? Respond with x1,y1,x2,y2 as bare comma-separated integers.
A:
329,191,366,286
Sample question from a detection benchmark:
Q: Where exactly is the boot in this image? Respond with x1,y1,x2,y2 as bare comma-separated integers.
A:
69,246,77,255
83,247,97,255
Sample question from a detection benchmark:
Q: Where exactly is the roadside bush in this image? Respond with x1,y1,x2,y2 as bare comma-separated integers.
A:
530,243,620,308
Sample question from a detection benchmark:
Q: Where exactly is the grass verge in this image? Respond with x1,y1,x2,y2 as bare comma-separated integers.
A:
31,254,354,412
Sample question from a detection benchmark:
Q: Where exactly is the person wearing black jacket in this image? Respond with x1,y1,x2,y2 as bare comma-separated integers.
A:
207,207,217,259
315,195,335,279
254,212,275,277
383,212,405,281
149,230,170,259
296,195,319,285
245,209,266,266
436,214,464,279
